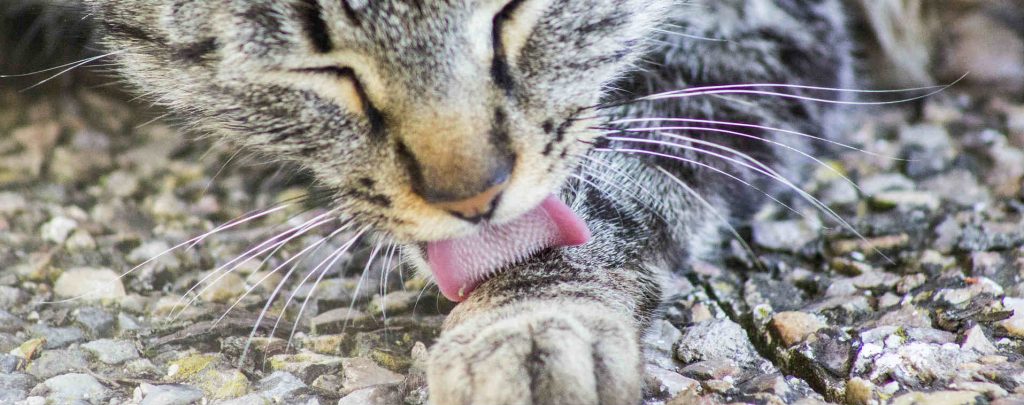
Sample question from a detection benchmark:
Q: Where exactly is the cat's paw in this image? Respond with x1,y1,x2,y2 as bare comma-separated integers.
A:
427,304,641,405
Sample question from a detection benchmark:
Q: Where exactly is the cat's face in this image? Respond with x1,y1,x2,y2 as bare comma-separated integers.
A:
90,0,665,243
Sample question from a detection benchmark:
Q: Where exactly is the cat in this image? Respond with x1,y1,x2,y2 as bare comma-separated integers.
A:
8,0,859,403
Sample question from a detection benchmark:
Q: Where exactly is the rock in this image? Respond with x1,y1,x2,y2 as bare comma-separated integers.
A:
844,377,877,405
37,373,111,404
0,353,24,373
771,311,827,347
26,348,90,379
675,319,768,370
0,310,25,334
198,271,246,303
870,190,940,212
138,383,204,405
961,325,998,355
679,359,738,380
366,291,419,316
1000,297,1024,338
217,393,272,405
340,357,404,395
752,219,820,252
890,390,985,405
958,221,1024,252
898,124,954,178
0,373,36,403
645,365,699,399
255,371,308,402
644,320,683,369
921,170,990,207
311,308,371,334
82,339,139,365
53,267,126,301
859,173,915,195
269,351,344,384
29,325,86,349
40,216,77,244
336,384,404,405
73,307,116,338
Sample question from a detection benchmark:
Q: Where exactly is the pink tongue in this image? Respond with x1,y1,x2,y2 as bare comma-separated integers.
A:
426,195,590,302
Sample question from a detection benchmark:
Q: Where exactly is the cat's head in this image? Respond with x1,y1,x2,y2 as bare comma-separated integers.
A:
90,0,668,298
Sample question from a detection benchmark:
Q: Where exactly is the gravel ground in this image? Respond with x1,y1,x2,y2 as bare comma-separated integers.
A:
2,12,1024,405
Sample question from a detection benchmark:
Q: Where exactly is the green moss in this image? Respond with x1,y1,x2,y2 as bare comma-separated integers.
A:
168,354,217,381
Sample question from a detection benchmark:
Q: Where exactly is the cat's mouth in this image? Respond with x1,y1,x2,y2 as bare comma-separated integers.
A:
424,195,590,302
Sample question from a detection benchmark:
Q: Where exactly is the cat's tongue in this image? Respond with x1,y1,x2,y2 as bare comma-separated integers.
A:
426,195,590,302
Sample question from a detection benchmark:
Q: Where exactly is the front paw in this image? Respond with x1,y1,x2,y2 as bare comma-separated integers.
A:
427,303,641,405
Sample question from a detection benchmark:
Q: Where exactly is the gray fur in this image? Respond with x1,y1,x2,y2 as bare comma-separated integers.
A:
15,1,856,403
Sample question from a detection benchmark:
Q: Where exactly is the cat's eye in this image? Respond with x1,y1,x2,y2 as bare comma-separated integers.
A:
291,66,383,129
491,0,533,90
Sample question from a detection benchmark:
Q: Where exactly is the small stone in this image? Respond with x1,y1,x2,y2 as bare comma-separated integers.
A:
860,173,915,195
0,373,35,403
771,311,827,347
245,271,283,294
0,310,25,334
73,307,116,338
0,353,24,373
40,216,78,244
679,359,738,380
26,348,90,379
675,319,767,369
340,357,404,395
752,219,820,252
961,325,998,355
889,390,984,405
268,351,344,384
311,308,371,334
197,271,246,303
138,383,204,405
645,365,699,398
38,373,111,404
1000,297,1024,338
29,326,86,349
870,190,940,211
366,291,419,316
845,377,877,405
255,371,308,402
336,384,404,405
53,267,126,301
82,339,140,365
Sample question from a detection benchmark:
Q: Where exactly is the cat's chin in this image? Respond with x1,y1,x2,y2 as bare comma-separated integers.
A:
424,195,591,302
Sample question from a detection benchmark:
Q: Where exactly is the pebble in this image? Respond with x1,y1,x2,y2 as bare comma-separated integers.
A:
336,384,404,405
53,267,127,301
889,390,985,405
339,357,404,395
675,319,768,369
645,364,699,398
268,351,344,384
1000,297,1024,338
366,291,420,316
254,371,308,402
752,219,820,252
30,325,86,349
26,348,90,379
870,190,940,211
82,339,140,365
770,311,826,347
197,271,246,303
37,373,111,404
40,216,78,244
311,308,371,334
0,373,36,403
73,307,116,338
138,383,204,405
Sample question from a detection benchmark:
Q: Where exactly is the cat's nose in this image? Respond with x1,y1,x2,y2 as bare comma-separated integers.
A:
425,170,509,223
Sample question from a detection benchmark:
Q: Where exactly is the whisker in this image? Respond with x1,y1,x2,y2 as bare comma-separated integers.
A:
237,225,366,365
605,117,906,160
17,50,129,92
654,166,764,271
173,211,337,320
341,242,384,336
281,226,368,353
607,126,864,194
594,146,806,220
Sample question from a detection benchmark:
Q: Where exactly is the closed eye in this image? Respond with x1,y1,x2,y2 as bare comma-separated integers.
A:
491,0,530,91
291,66,384,131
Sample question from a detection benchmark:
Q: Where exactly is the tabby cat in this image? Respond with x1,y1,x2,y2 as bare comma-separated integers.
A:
11,0,859,403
